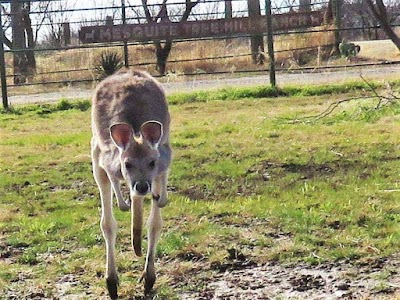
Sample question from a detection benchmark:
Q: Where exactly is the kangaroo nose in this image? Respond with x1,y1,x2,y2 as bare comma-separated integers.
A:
134,181,150,195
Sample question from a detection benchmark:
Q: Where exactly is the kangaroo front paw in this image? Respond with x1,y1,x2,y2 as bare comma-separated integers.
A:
152,194,168,208
106,275,119,299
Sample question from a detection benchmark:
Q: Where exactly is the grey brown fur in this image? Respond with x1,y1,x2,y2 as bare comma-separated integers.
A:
91,69,171,299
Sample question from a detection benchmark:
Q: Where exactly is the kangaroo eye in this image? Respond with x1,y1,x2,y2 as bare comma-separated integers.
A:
125,162,133,169
149,160,156,168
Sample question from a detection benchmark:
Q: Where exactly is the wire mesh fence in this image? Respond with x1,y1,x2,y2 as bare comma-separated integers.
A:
0,0,399,107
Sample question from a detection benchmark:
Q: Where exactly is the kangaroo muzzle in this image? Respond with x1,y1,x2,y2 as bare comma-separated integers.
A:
134,181,151,195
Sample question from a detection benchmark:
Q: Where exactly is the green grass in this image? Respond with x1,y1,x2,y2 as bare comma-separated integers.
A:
0,84,399,298
167,79,400,104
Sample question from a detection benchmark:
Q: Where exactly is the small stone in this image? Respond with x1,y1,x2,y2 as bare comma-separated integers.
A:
336,283,350,290
262,172,271,181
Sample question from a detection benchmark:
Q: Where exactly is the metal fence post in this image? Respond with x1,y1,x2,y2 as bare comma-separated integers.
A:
0,9,8,109
121,0,129,68
265,0,276,87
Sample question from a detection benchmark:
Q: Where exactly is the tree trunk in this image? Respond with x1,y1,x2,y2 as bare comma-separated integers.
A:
225,0,233,47
22,8,36,79
365,0,400,50
247,0,264,64
142,0,200,75
155,41,172,75
324,0,334,23
299,0,311,12
225,0,232,19
299,0,312,24
379,23,400,50
11,0,27,84
63,23,71,46
11,0,36,84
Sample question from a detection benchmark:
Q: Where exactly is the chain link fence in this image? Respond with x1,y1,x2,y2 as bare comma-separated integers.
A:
0,0,399,108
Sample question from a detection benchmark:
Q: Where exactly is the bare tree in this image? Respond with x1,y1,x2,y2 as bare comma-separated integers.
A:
364,0,400,50
1,0,53,84
141,0,201,75
43,0,76,47
32,1,51,44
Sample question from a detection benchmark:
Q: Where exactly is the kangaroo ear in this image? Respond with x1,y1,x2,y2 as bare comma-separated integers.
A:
140,121,163,148
110,123,134,150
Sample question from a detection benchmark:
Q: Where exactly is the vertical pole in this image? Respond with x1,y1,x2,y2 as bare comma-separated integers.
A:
333,0,341,53
121,0,129,67
265,0,276,87
0,9,8,109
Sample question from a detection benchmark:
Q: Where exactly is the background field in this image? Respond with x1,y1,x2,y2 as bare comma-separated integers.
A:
0,81,399,299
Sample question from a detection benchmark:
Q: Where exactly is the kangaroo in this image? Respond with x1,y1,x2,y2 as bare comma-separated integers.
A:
91,69,171,299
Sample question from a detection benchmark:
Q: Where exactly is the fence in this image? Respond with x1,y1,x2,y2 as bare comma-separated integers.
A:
0,0,399,108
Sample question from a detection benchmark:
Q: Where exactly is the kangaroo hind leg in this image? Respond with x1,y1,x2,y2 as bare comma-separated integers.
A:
92,145,119,299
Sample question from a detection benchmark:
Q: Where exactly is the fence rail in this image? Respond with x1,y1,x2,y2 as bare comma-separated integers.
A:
1,0,399,108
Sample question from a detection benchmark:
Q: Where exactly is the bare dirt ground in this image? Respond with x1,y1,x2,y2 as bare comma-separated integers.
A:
7,63,400,106
180,254,400,300
3,250,399,299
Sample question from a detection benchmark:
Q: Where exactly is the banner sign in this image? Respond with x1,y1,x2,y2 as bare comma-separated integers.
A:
79,11,324,44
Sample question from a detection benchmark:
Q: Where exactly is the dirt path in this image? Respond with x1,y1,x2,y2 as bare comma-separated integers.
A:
7,64,400,106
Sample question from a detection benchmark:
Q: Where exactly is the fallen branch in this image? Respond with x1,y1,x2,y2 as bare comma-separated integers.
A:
285,77,399,124
360,75,382,109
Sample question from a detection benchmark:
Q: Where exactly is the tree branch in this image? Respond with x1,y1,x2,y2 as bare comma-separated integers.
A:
364,0,400,49
3,36,12,49
359,74,382,109
155,0,169,23
34,1,51,44
181,0,201,22
365,0,382,20
375,0,388,20
284,78,399,124
141,0,154,23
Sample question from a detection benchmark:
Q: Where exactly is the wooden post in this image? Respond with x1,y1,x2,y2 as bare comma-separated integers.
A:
265,0,276,87
0,9,8,109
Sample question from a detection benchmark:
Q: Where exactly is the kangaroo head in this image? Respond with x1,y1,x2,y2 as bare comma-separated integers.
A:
110,121,163,196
